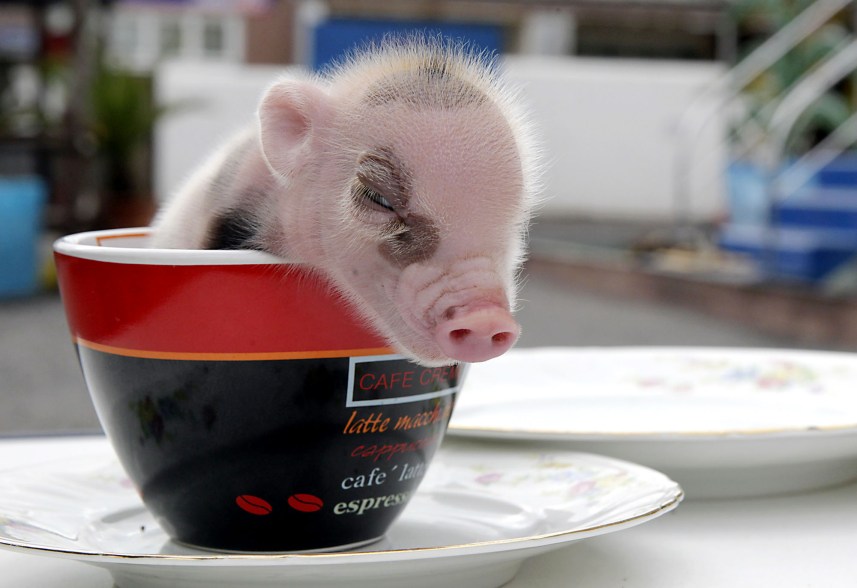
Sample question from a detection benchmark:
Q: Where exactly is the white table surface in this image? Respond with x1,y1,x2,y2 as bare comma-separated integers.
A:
1,434,855,588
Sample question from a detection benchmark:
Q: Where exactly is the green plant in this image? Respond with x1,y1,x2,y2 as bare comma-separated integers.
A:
90,64,164,197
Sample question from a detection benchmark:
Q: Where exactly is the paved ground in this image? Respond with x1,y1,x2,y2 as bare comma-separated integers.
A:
0,261,824,436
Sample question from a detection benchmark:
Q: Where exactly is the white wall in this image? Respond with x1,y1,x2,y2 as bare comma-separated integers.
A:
154,60,285,203
504,56,727,221
155,56,728,221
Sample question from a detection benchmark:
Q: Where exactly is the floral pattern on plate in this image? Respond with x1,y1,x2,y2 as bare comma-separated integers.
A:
448,347,857,498
0,439,681,588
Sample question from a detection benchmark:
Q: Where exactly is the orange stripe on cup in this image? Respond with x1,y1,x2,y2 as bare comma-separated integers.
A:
74,337,396,361
94,232,150,246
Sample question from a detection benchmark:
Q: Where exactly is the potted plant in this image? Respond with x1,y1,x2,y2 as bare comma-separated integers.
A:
90,63,165,228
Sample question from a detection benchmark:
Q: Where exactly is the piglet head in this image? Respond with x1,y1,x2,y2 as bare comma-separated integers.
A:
258,44,538,366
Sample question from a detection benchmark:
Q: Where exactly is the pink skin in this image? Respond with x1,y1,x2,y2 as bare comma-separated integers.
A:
258,86,528,366
393,259,521,364
153,50,534,367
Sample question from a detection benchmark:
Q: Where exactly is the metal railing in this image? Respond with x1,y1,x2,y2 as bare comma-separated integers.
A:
672,0,853,227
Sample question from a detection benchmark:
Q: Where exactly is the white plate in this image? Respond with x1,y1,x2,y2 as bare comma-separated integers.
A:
0,440,681,588
449,347,857,498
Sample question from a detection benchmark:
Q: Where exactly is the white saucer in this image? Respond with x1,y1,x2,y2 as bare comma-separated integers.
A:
449,347,857,498
0,439,681,588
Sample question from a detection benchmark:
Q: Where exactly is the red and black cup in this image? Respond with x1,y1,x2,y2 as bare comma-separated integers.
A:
54,228,464,553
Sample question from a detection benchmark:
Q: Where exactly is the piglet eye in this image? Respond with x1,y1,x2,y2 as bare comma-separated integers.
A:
357,183,396,212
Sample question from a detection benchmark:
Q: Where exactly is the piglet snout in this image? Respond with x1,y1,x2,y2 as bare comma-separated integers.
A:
434,305,520,363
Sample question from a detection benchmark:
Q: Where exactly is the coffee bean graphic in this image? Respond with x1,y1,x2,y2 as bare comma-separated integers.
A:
288,493,323,512
236,494,273,516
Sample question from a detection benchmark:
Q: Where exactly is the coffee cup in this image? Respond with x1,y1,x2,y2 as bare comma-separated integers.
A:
53,228,464,553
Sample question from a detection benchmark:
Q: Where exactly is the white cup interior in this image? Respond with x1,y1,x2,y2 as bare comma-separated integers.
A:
54,228,286,266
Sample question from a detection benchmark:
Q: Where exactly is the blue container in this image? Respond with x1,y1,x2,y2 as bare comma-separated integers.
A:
311,18,503,72
725,159,822,226
719,224,857,282
814,153,857,188
774,193,857,231
725,161,774,227
0,176,47,297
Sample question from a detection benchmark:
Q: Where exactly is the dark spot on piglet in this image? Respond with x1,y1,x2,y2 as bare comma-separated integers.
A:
380,213,440,266
205,209,260,251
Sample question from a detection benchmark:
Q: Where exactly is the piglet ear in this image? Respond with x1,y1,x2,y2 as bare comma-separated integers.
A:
258,77,331,181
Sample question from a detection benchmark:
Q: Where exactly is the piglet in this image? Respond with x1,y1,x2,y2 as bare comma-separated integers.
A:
151,38,541,366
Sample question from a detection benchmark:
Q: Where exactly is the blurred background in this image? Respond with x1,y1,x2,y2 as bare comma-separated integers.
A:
2,0,857,434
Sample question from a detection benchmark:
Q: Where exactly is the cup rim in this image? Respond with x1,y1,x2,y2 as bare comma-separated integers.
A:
53,228,289,266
